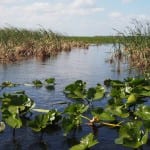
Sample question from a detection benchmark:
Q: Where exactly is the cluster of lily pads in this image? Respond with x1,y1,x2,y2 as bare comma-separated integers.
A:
0,77,55,91
0,77,150,149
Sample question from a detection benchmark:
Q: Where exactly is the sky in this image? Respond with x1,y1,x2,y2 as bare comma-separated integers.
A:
0,0,150,36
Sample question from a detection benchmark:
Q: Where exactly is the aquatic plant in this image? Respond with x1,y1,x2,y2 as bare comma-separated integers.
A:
0,26,64,62
63,36,117,45
0,122,5,133
114,19,150,74
70,133,98,150
64,80,105,104
0,77,149,149
32,80,43,87
1,91,35,139
0,26,97,63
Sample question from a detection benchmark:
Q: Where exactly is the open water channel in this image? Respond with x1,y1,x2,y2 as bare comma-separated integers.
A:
0,45,148,150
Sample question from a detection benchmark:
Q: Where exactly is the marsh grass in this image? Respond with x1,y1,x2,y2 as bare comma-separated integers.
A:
63,36,117,44
0,27,59,62
113,19,150,74
0,26,90,63
0,26,119,63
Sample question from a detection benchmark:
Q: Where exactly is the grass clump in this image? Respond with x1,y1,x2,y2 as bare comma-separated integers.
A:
63,36,118,45
113,19,150,73
0,26,62,62
0,25,120,63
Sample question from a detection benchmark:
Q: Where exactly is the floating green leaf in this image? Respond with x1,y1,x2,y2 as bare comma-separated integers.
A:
64,103,88,115
91,107,115,121
70,133,98,150
29,110,61,132
124,78,146,87
104,79,111,87
64,80,105,103
115,121,148,148
5,116,22,128
62,104,88,134
87,84,104,101
64,80,87,100
110,80,124,87
32,80,43,87
45,78,55,85
0,77,149,149
138,90,150,97
29,113,49,132
1,91,35,129
134,105,150,120
126,93,137,104
62,117,78,135
110,88,122,98
105,105,129,118
1,81,17,88
0,122,5,132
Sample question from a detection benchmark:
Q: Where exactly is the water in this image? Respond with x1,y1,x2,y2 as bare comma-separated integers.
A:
0,45,133,109
0,45,147,150
0,45,131,84
0,45,132,107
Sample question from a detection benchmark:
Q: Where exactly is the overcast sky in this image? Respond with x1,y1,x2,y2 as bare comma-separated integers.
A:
0,0,149,36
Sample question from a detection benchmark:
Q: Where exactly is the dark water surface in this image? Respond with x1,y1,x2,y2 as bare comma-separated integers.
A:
0,45,148,150
0,45,133,110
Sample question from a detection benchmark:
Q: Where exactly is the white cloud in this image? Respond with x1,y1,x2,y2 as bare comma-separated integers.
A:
109,12,122,18
1,0,148,35
0,0,104,34
0,1,104,22
67,7,104,15
0,0,16,3
24,1,104,16
0,0,24,4
71,0,94,8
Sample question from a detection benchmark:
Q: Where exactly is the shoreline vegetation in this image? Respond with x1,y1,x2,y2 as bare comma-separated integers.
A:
0,20,150,74
0,22,150,150
0,77,150,149
113,20,150,74
0,26,117,63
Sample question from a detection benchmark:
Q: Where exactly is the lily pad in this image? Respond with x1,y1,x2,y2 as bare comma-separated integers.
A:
70,133,98,150
115,121,148,149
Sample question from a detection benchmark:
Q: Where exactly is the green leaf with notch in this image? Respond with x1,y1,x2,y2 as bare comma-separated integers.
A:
115,121,148,148
70,133,98,150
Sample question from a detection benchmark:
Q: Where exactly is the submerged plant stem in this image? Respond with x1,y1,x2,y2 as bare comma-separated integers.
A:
101,122,122,128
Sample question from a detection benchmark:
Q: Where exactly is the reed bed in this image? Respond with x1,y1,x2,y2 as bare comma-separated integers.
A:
0,27,57,62
63,36,117,44
0,27,89,63
114,20,150,74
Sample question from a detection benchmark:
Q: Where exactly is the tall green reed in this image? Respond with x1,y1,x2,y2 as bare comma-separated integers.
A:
114,19,150,74
0,26,63,62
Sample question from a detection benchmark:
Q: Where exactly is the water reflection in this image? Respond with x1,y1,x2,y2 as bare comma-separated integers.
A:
28,141,48,150
0,45,134,84
0,44,135,112
0,44,136,150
